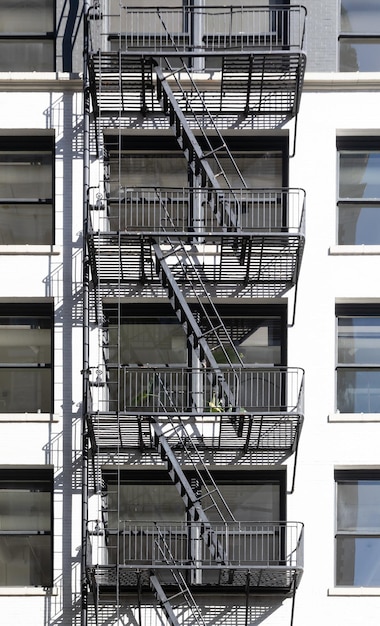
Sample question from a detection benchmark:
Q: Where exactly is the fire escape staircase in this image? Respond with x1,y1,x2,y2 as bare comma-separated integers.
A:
85,6,306,623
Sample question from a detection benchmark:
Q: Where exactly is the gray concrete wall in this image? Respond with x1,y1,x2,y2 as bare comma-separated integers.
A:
300,0,338,72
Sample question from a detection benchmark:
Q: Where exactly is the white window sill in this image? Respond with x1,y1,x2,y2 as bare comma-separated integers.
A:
0,587,58,596
0,413,59,423
0,245,61,256
329,413,380,422
328,587,380,597
329,245,380,255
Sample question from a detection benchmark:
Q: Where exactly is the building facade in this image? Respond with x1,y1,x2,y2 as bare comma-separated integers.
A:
0,1,380,625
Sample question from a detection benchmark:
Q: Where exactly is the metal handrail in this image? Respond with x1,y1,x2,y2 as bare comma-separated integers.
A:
88,520,304,569
90,187,306,235
93,365,305,414
89,6,307,54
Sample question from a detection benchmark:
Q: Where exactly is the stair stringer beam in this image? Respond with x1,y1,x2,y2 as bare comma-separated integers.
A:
153,242,240,411
150,527,207,626
150,575,181,626
153,421,228,563
155,65,222,189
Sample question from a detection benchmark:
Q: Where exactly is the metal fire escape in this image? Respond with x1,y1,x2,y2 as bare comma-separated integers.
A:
84,3,306,626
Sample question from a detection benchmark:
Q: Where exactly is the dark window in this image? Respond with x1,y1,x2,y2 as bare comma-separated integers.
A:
104,303,287,412
0,303,53,413
0,0,55,71
0,467,53,587
0,135,55,245
336,469,380,586
340,1,380,72
336,304,380,413
103,468,286,573
104,135,288,232
337,138,380,245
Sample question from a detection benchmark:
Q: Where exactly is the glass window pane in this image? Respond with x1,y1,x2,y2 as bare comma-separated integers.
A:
0,327,51,364
0,151,52,199
108,483,185,525
341,1,380,33
109,320,187,365
0,204,53,245
336,536,380,586
0,490,51,531
338,317,380,364
338,481,380,531
0,368,51,413
0,0,54,33
220,153,283,188
340,39,380,72
337,368,380,413
338,204,380,245
209,317,282,365
0,535,51,586
339,152,380,199
208,483,280,522
109,155,188,193
0,40,54,72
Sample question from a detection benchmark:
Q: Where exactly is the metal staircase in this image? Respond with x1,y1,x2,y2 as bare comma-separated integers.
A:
155,62,246,194
84,4,306,625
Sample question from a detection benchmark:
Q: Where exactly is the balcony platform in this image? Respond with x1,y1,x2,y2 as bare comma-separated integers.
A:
87,5,306,121
88,51,306,121
89,564,301,594
87,520,304,595
87,411,303,457
87,187,305,298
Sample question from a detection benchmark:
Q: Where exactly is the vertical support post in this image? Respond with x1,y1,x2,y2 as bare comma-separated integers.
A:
82,1,91,624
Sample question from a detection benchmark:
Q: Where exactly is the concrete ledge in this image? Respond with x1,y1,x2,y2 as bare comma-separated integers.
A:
328,413,380,422
328,587,380,596
0,413,59,422
0,72,82,91
0,587,58,596
329,245,380,255
0,245,61,256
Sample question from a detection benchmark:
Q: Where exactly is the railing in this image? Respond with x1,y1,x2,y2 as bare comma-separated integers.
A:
90,187,306,235
91,366,304,415
89,6,307,54
88,520,304,571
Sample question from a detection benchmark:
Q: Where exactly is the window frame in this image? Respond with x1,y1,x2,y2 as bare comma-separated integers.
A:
339,0,380,72
0,466,54,588
104,133,289,190
102,468,287,573
0,134,55,247
0,0,56,72
103,302,288,366
0,302,54,414
335,303,380,414
336,137,380,246
335,469,380,587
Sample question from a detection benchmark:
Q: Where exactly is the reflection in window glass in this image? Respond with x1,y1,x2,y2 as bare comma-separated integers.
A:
0,140,54,245
338,317,380,364
337,368,380,413
338,204,380,245
0,468,53,586
336,310,380,413
340,39,380,72
340,1,380,71
0,307,53,413
0,0,55,71
341,1,380,33
336,474,380,586
337,147,380,245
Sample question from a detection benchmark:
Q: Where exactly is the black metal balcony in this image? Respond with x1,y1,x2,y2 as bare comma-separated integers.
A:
87,5,307,120
87,365,304,457
87,520,304,594
87,187,305,298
